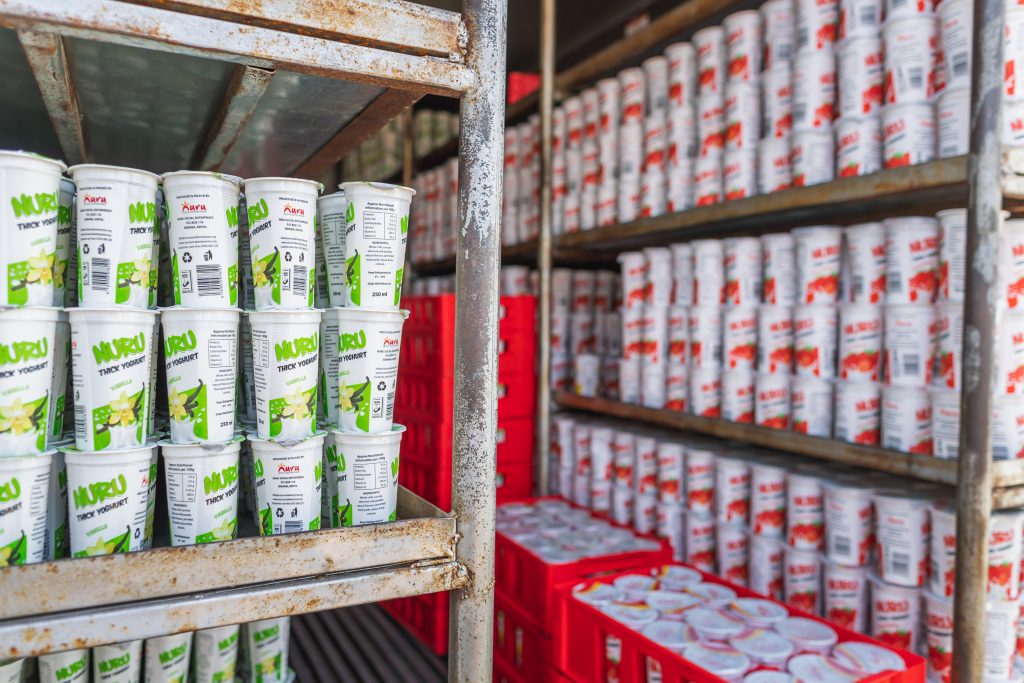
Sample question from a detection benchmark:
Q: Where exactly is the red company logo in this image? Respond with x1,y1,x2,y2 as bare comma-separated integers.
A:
181,201,207,212
83,194,106,205
277,465,300,473
283,203,305,216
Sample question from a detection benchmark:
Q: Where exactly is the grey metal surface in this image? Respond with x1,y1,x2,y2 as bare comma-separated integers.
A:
17,31,87,165
448,0,506,679
954,0,1004,678
196,65,275,170
0,27,62,158
535,0,554,496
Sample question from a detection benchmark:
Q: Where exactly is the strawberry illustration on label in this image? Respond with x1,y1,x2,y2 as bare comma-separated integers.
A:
729,55,749,80
876,630,911,651
928,645,953,683
700,405,721,418
736,409,754,424
793,418,808,433
689,488,713,508
908,269,936,302
699,67,717,90
854,428,880,446
666,399,686,411
724,564,748,585
827,606,857,629
689,549,715,570
840,162,860,178
870,274,886,303
806,274,839,301
754,508,784,533
908,438,933,455
726,498,749,521
1007,276,1024,308
729,343,756,367
788,590,818,614
1006,364,1024,394
761,415,790,430
989,561,1014,587
797,346,819,371
887,151,912,168
764,278,776,303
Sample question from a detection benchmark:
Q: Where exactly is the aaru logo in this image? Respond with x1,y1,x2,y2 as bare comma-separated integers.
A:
180,201,207,213
277,464,300,474
0,476,20,503
163,329,197,357
338,330,366,353
83,193,107,205
73,474,128,510
0,336,48,366
283,203,305,216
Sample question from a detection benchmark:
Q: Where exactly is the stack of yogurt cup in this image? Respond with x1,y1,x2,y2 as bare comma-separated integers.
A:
792,0,839,188
834,0,883,179
721,10,763,201
319,181,413,528
567,269,621,399
664,40,697,212
692,25,727,206
639,55,670,219
758,0,796,193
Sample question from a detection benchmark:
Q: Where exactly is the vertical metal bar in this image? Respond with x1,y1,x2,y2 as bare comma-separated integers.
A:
953,0,1004,680
449,0,506,680
402,109,415,188
535,0,556,495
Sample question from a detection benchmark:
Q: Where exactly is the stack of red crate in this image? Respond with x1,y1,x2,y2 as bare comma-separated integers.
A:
383,294,537,654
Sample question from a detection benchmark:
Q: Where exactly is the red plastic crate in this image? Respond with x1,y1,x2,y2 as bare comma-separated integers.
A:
396,370,536,421
399,416,535,469
495,592,553,682
401,454,532,511
495,499,674,635
380,592,448,656
555,562,927,683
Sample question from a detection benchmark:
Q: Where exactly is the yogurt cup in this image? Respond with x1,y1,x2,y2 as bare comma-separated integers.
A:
330,426,405,526
635,435,658,496
643,619,698,651
688,306,723,369
793,49,837,131
612,429,636,489
999,219,1024,311
823,561,871,633
160,308,239,444
162,171,240,307
340,182,413,309
794,226,842,304
751,462,787,538
883,304,936,387
884,216,939,304
749,534,786,601
757,306,794,374
317,191,347,308
998,312,1024,396
784,547,823,615
38,649,88,683
774,616,838,652
791,375,834,436
721,369,755,424
656,441,685,504
882,385,932,454
92,641,143,683
928,501,958,597
824,479,875,566
43,447,68,560
161,440,240,545
832,641,906,675
834,380,881,444
924,588,954,682
791,129,836,187
730,628,794,668
191,625,240,683
241,177,322,310
46,310,71,443
668,306,689,366
144,632,193,683
787,472,825,551
989,509,1024,600
761,233,796,306
69,308,157,451
835,115,882,178
724,307,758,370
68,164,159,309
786,654,859,681
0,151,66,307
881,102,936,168
793,305,838,379
759,137,793,194
844,222,887,305
932,302,963,390
0,307,59,455
937,86,970,158
0,451,52,565
241,617,289,683
882,14,937,105
874,491,932,587
684,512,717,572
248,310,321,441
686,448,715,514
755,372,791,430
870,574,922,653
55,177,76,308
838,35,883,118
65,445,154,555
717,521,751,586
729,598,789,628
761,64,793,140
681,642,750,681
248,434,324,534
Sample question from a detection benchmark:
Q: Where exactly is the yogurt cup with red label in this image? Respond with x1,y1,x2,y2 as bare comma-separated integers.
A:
924,588,954,682
685,512,718,572
750,533,786,601
796,0,839,51
884,304,937,387
930,388,961,460
932,302,963,390
885,216,940,304
874,490,932,587
839,303,882,381
694,26,727,98
685,446,716,515
724,307,758,370
824,560,871,633
689,306,723,369
881,102,937,168
882,385,933,455
838,35,884,118
844,222,887,304
722,370,756,424
756,373,792,430
989,509,1024,600
656,441,685,504
788,472,826,551
993,397,1024,460
882,14,938,104
759,137,794,193
834,380,881,445
668,305,689,366
824,478,876,566
794,226,843,304
836,116,883,178
761,233,797,306
999,220,1024,310
870,574,922,653
724,239,762,306
717,521,751,586
996,312,1024,396
792,130,837,187
751,462,788,538
775,616,838,652
692,239,726,305
793,305,839,379
758,306,795,373
784,547,823,616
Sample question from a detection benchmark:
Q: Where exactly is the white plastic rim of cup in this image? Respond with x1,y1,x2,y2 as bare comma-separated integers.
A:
92,641,143,683
144,632,193,683
55,177,76,307
242,617,289,683
329,425,405,526
160,440,241,546
317,191,348,308
160,307,240,444
239,177,323,311
161,171,241,308
68,308,157,451
0,451,53,566
192,625,240,683
38,649,89,683
0,307,59,455
339,182,416,309
46,309,71,442
44,448,68,560
247,310,321,442
63,444,154,556
67,164,159,309
0,151,67,307
247,433,324,535
334,307,409,434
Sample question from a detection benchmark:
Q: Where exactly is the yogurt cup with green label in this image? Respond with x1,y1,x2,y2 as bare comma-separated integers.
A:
241,618,289,683
0,151,66,307
321,433,341,528
317,191,347,307
46,310,70,442
318,308,342,430
191,625,239,683
92,641,142,683
64,445,153,556
0,451,52,565
44,446,69,560
144,632,192,683
162,172,240,308
0,307,58,455
161,439,240,545
330,426,404,526
161,308,239,444
67,164,159,309
247,433,323,536
69,308,156,451
56,177,76,307
340,182,413,309
142,447,158,550
0,659,22,683
248,311,320,441
38,649,88,683
335,308,408,434
240,177,322,311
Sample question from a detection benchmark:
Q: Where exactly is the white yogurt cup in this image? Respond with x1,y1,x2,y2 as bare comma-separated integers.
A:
930,388,961,459
46,310,71,443
0,151,66,307
715,456,750,525
835,116,882,178
723,307,758,370
924,588,954,682
144,632,193,683
755,373,791,430
330,426,404,526
668,306,689,366
0,451,52,565
874,491,932,587
43,448,68,560
994,397,1024,460
797,0,840,51
317,191,348,307
689,367,722,418
783,547,823,616
838,303,882,382
750,462,787,538
834,380,881,444
823,561,871,633
0,307,59,455
787,472,826,551
38,649,88,683
791,375,834,437
724,10,763,82
339,182,413,309
724,82,761,153
838,35,884,118
241,617,289,683
92,641,143,683
656,440,684,504
791,130,836,187
998,312,1024,396
794,304,838,378
881,102,937,168
882,14,938,105
882,385,932,454
824,479,875,566
721,369,755,424
248,433,324,534
749,533,786,600
723,150,758,201
937,86,970,158
717,521,751,586
688,305,723,369
68,164,159,309
619,357,641,404
934,212,966,304
692,239,725,306
55,177,76,308
686,447,715,515
999,219,1024,310
694,26,726,98
885,216,939,305
618,251,648,309
65,445,154,556
761,65,793,141
248,310,321,442
334,307,408,434
162,172,240,308
932,302,963,390
693,154,723,206
666,363,687,411
191,625,240,683
757,306,794,373
794,226,843,304
869,575,922,653
161,440,240,545
793,49,838,132
844,222,887,306
761,233,796,306
575,354,601,398
883,304,937,387
160,308,239,444
671,243,694,306
69,308,157,451
724,239,762,306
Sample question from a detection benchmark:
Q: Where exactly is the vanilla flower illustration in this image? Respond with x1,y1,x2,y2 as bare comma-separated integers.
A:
25,249,53,285
0,544,13,567
129,257,151,287
83,535,108,557
107,391,136,428
280,388,310,421
254,259,270,287
210,517,234,542
258,658,278,675
0,398,34,435
168,388,189,421
339,385,356,412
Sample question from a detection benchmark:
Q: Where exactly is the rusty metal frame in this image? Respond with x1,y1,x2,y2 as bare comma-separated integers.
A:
17,30,87,165
195,64,275,170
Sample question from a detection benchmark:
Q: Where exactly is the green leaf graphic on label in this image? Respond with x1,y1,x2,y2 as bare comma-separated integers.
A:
331,494,340,527
172,250,182,305
196,516,236,544
51,395,65,437
338,498,353,527
0,532,26,566
394,266,403,306
77,246,84,300
6,249,55,305
388,509,397,522
228,263,238,305
169,380,208,440
346,202,355,224
391,456,399,479
267,385,316,438
254,247,280,304
116,257,151,304
254,653,282,683
340,378,371,431
308,516,320,531
400,214,408,235
73,525,131,557
346,250,360,305
259,504,273,536
0,393,48,451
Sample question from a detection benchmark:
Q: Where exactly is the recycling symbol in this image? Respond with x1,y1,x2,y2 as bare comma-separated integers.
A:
377,381,387,391
285,252,292,262
83,244,90,254
183,252,193,263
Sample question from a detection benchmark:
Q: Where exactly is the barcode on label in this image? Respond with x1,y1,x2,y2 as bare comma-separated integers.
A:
280,520,304,534
834,535,851,559
890,551,911,578
853,275,864,296
953,53,969,78
902,354,920,376
386,392,395,421
195,264,223,297
994,444,1009,460
909,68,924,90
793,104,806,124
797,27,808,48
291,265,307,294
91,257,110,292
888,272,902,293
74,405,85,440
860,6,876,23
778,44,792,61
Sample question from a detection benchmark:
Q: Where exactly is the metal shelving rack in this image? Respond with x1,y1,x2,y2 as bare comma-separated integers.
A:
0,1,506,680
523,0,1023,681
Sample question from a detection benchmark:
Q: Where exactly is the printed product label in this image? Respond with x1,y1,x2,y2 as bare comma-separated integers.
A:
344,193,410,308
192,625,240,683
0,316,55,454
93,641,142,683
164,449,239,545
0,459,50,565
144,633,193,683
163,317,238,443
67,453,150,556
246,188,317,310
243,618,289,683
166,180,240,307
3,160,61,307
250,322,319,441
252,445,322,535
336,314,406,434
38,649,89,683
